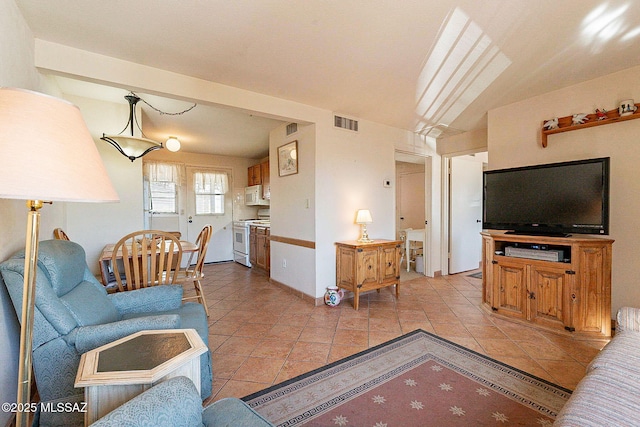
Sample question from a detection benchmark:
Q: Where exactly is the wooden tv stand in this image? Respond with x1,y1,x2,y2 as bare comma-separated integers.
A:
481,231,613,338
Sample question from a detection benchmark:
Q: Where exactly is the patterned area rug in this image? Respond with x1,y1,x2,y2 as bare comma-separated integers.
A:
243,330,571,426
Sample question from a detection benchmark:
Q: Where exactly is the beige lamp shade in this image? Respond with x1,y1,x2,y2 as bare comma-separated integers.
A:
0,88,119,202
355,209,373,224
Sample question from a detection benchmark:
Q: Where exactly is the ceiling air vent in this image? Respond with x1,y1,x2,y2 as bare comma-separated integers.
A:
334,115,359,132
286,123,298,135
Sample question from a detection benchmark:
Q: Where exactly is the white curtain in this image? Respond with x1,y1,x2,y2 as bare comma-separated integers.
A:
143,161,184,185
194,171,229,194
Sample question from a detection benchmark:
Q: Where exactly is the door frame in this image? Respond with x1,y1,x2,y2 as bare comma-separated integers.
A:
184,165,235,263
394,150,433,276
440,150,487,276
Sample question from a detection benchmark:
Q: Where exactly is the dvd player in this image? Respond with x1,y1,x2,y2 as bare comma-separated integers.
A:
505,246,564,262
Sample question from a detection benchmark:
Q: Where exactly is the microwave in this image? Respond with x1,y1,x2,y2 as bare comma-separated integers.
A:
245,185,270,206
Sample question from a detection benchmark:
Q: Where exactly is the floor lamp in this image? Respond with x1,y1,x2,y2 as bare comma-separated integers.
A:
0,88,119,427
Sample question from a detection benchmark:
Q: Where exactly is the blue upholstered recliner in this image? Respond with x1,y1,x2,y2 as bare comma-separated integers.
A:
0,240,213,427
92,376,273,427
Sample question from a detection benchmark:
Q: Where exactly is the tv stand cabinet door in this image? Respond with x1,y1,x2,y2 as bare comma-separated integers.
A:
528,265,570,329
572,244,612,336
493,259,527,319
482,235,494,307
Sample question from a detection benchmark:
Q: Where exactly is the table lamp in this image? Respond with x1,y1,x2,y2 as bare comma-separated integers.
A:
0,88,119,427
355,209,373,243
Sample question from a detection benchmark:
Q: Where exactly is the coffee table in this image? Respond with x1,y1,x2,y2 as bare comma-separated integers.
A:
75,329,207,425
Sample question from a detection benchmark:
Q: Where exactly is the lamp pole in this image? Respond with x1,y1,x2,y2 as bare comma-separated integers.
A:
16,200,42,427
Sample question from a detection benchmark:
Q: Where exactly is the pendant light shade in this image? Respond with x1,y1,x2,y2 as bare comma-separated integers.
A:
101,94,162,162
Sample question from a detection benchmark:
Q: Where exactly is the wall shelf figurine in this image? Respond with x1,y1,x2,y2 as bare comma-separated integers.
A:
619,99,638,116
543,118,559,130
596,109,608,120
541,101,640,147
572,113,589,125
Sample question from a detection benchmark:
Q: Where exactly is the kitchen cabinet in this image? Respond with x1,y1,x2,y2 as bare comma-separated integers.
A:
335,240,402,310
261,160,270,200
247,160,270,193
482,231,613,337
250,225,270,273
248,164,262,186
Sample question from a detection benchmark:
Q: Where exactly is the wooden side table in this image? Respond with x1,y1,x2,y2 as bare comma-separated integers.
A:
75,329,207,425
335,240,402,310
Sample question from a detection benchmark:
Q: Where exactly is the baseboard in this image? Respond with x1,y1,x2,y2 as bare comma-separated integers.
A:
268,278,319,305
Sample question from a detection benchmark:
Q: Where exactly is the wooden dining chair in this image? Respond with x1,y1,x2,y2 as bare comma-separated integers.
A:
111,230,183,292
181,225,213,316
53,228,70,240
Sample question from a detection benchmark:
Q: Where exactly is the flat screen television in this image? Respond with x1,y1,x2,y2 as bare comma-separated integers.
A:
482,157,610,236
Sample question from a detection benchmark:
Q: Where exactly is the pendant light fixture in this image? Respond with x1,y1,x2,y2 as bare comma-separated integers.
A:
101,94,161,161
101,92,195,161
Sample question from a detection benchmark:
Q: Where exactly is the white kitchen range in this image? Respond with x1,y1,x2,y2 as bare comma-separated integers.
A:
233,208,270,267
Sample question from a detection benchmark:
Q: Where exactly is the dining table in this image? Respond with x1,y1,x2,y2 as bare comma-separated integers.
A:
98,240,198,289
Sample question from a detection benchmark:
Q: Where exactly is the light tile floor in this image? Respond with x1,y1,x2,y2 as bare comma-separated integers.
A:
189,262,609,407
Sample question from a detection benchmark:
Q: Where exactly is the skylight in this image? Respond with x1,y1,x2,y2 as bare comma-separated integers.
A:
414,7,511,138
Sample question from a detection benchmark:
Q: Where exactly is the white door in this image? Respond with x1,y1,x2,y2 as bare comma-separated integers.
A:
397,168,426,231
449,156,483,274
185,167,234,263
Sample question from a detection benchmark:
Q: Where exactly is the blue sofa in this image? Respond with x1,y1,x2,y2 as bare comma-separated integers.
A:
0,240,213,427
92,376,273,427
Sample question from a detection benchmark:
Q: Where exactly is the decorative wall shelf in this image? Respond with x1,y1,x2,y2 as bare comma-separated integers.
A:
541,103,640,147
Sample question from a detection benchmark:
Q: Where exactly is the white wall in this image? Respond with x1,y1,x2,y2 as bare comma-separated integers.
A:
63,95,143,274
269,123,317,296
313,119,418,297
487,64,640,316
437,128,488,156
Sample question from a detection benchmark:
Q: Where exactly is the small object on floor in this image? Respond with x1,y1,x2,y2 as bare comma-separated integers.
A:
468,271,482,279
324,286,344,306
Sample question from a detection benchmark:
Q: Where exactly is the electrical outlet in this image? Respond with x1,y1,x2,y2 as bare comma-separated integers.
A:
282,259,287,268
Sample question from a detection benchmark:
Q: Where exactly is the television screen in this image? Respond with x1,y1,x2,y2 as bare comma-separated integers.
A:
483,157,610,236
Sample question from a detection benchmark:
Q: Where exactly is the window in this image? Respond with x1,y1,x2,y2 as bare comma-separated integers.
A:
149,181,177,213
194,171,228,215
144,162,182,214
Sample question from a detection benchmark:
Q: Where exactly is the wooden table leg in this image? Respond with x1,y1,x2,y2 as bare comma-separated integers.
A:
354,286,360,310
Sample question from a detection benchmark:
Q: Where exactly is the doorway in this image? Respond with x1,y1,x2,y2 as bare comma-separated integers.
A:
185,166,234,263
144,163,234,263
395,151,431,275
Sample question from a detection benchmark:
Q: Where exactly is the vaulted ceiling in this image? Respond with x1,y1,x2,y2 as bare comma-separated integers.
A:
16,0,640,157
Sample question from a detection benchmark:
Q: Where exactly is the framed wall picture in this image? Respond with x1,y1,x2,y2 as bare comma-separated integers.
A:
278,140,298,177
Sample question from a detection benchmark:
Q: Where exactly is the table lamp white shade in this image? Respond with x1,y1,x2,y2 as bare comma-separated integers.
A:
0,87,119,202
355,209,373,224
355,209,373,243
